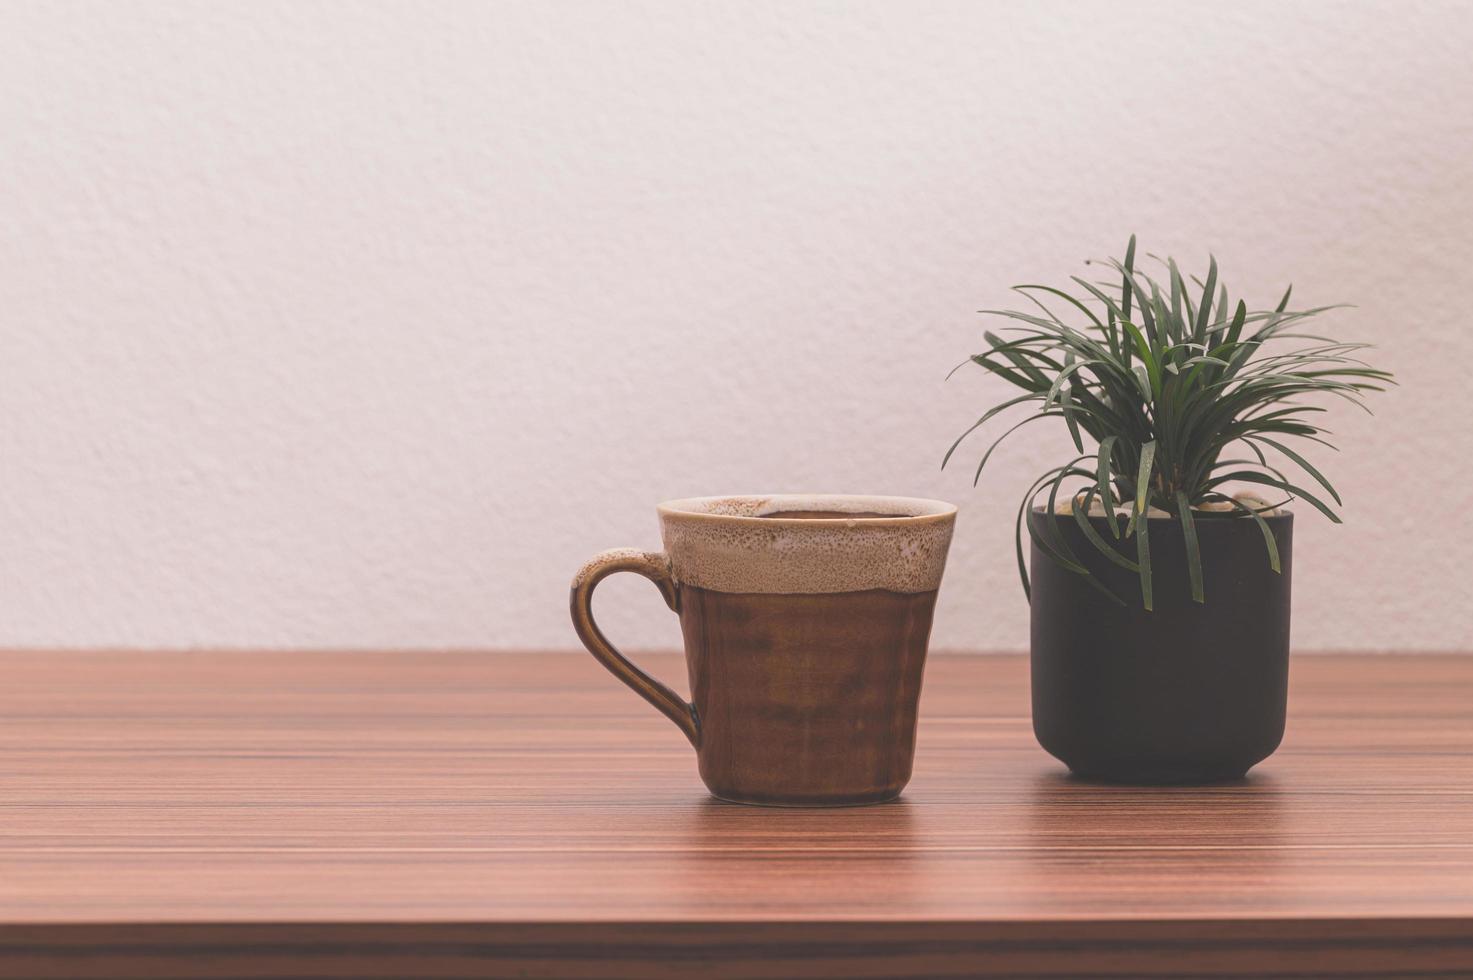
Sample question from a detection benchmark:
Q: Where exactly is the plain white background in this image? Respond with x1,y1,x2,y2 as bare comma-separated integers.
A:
1,1,1469,651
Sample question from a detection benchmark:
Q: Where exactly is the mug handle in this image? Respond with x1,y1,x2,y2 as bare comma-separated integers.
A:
570,548,699,747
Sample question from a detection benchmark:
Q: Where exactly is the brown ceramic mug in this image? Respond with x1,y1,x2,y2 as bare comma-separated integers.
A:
570,494,957,806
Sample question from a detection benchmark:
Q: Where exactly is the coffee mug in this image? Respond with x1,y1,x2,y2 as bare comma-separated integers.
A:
570,494,957,806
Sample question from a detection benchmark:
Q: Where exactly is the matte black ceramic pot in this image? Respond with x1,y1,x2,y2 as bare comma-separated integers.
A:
1029,508,1293,784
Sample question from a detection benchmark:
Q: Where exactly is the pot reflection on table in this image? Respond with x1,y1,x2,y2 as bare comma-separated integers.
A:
1015,770,1293,915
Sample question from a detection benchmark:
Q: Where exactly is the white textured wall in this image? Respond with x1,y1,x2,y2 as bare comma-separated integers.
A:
1,1,1469,651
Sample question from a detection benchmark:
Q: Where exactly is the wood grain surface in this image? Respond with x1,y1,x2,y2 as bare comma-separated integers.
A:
1,650,1470,977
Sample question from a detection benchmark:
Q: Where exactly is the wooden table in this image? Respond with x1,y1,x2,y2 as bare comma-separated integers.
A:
1,651,1470,977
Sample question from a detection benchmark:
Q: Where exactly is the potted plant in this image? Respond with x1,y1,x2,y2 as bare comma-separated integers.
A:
946,237,1393,783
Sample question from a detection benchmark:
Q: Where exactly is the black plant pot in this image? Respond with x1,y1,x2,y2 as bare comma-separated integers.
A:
1029,508,1293,784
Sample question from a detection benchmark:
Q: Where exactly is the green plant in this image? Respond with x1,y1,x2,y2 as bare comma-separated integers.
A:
944,236,1393,610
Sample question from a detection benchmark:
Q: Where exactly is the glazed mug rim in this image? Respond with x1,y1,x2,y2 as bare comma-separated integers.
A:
658,493,957,527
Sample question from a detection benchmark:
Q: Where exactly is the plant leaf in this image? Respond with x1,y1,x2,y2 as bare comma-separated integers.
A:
1131,436,1154,604
941,392,1040,470
1071,487,1140,571
1247,435,1343,506
1096,435,1119,538
1194,254,1217,342
1136,505,1153,611
974,412,1065,485
1207,470,1342,523
1176,490,1204,603
1121,234,1137,322
1218,493,1282,572
1134,440,1158,515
